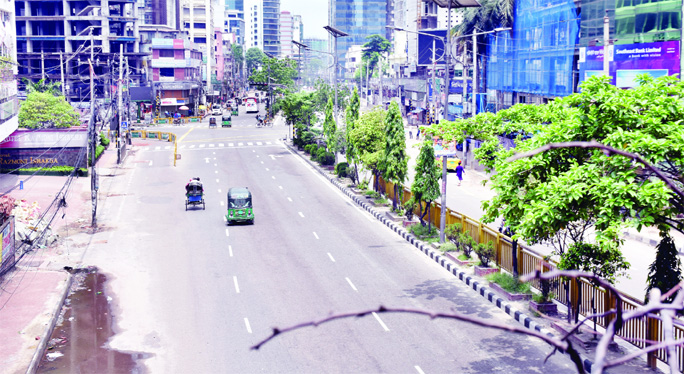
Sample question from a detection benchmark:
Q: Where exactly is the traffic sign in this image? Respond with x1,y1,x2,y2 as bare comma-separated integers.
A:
122,121,128,130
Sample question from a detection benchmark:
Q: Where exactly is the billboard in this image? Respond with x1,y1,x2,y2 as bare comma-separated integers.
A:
0,218,15,276
579,41,680,88
417,30,447,66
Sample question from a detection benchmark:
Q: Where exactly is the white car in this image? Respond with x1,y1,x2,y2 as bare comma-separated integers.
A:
212,107,222,116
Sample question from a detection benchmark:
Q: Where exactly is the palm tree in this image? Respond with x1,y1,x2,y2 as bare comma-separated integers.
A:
453,0,514,113
22,78,62,96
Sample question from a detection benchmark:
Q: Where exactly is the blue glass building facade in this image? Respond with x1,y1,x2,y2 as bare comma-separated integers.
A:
263,0,280,56
329,0,389,61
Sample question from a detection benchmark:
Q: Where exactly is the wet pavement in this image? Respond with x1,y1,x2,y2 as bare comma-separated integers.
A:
36,267,149,374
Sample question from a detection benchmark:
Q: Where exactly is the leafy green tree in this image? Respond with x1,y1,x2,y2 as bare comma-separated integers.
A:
231,44,245,79
281,92,315,128
412,142,441,229
646,235,683,304
381,101,408,210
558,242,629,285
349,107,386,191
248,56,298,91
345,87,361,183
245,47,266,75
19,91,80,128
425,75,682,261
22,78,62,96
323,98,337,161
312,79,349,112
362,35,391,79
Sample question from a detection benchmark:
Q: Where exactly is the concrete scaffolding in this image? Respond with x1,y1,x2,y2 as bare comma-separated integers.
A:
15,0,144,102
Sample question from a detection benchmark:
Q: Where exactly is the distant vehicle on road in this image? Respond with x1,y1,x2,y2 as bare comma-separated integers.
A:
212,106,222,116
244,97,259,113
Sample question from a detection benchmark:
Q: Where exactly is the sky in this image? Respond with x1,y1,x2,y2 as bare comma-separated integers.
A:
280,0,328,40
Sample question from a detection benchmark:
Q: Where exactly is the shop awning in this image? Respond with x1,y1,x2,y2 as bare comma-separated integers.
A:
410,107,425,114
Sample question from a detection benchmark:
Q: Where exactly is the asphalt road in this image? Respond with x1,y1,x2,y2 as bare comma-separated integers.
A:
82,105,576,373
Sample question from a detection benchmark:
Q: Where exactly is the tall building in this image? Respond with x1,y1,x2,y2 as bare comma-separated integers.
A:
292,15,303,43
262,0,280,56
245,0,263,49
279,11,293,58
0,0,18,141
181,0,217,102
328,0,390,60
149,38,202,115
224,0,245,45
15,0,143,102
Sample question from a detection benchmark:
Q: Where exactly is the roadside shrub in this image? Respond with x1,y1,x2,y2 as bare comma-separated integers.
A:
335,162,349,177
474,241,495,267
316,148,334,165
445,223,462,243
486,272,531,294
459,231,476,258
410,223,438,238
404,197,416,220
304,144,316,155
440,242,457,253
99,132,110,147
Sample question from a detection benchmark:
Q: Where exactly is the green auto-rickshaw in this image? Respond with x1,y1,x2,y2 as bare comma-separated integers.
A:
226,187,254,224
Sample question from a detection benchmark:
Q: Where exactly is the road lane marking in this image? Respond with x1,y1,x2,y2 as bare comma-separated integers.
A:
298,212,304,218
228,245,233,257
260,161,264,164
278,186,283,190
373,312,390,332
220,201,224,206
415,366,425,374
345,277,358,292
269,155,275,160
216,179,220,183
247,142,253,146
148,160,153,166
209,144,215,147
219,143,224,147
229,143,234,147
265,168,270,171
238,142,244,146
214,163,217,166
215,170,218,174
271,176,276,180
328,253,336,262
233,276,240,293
313,232,319,239
155,146,161,150
177,127,194,143
266,141,272,145
164,145,171,150
257,142,262,145
190,145,196,148
225,228,230,237
287,197,292,202
244,318,252,334
199,144,205,148
218,189,222,193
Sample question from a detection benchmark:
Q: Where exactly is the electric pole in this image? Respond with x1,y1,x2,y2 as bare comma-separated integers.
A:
60,51,65,97
41,50,45,81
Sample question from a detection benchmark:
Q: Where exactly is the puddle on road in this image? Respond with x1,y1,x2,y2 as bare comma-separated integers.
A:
36,267,150,373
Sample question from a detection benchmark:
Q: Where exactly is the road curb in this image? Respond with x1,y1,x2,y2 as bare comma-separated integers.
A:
284,142,596,372
25,272,73,374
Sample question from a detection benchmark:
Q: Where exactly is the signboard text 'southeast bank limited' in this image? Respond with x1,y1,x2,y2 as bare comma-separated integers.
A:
0,128,88,170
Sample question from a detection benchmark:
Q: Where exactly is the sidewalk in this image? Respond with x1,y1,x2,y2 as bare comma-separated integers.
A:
0,146,121,374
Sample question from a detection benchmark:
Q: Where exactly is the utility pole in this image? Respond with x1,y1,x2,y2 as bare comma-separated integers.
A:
118,44,123,153
603,12,611,79
432,39,437,122
89,57,97,226
41,50,45,81
60,51,65,97
366,64,370,105
379,53,384,107
472,32,477,117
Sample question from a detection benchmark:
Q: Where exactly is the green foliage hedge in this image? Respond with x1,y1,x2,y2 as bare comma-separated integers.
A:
487,272,531,294
335,162,349,177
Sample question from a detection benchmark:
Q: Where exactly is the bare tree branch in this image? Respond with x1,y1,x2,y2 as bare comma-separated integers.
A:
250,305,587,374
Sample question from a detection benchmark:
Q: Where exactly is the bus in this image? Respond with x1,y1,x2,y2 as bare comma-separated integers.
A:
244,97,259,113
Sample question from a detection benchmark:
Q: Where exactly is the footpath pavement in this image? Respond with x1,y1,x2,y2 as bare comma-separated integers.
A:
0,147,121,374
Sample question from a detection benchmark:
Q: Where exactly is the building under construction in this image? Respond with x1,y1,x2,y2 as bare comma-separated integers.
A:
15,0,144,103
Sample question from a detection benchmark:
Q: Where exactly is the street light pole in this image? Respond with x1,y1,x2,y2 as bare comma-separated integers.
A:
324,25,349,117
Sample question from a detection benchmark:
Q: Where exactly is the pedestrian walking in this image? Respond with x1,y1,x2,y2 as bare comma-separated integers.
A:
409,129,413,140
417,127,421,140
455,161,465,186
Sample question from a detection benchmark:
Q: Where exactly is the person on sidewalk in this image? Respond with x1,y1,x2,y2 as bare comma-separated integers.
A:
455,161,465,186
409,129,413,140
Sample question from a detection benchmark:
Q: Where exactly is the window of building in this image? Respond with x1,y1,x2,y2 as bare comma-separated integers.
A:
159,49,174,58
194,22,206,29
160,68,174,77
194,37,206,44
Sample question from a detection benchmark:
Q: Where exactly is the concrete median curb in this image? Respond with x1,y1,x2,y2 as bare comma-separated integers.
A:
284,141,595,372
